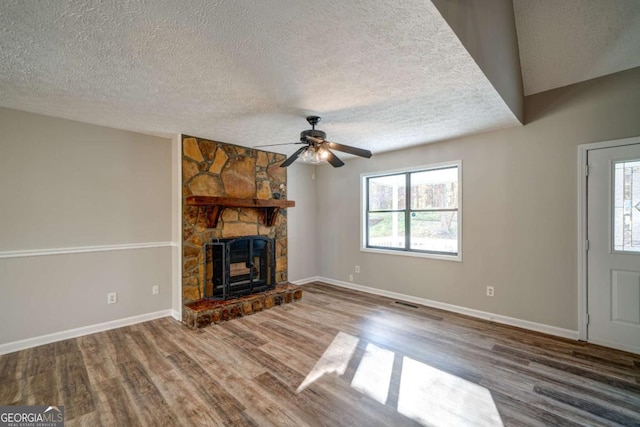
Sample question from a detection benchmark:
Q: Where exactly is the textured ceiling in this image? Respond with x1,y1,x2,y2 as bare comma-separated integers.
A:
514,0,640,96
0,0,519,158
3,1,638,158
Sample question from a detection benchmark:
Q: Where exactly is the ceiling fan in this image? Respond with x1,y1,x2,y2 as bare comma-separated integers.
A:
258,116,373,168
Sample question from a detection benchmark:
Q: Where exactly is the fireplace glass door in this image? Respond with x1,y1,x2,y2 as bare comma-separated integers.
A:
204,236,275,299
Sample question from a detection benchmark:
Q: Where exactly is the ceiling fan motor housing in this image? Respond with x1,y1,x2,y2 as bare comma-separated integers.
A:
300,129,326,142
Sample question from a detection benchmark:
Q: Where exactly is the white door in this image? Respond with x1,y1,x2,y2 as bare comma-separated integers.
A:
587,143,640,354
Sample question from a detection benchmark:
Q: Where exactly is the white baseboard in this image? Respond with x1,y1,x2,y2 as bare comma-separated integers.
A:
171,309,181,321
316,277,579,340
291,276,322,285
0,309,173,355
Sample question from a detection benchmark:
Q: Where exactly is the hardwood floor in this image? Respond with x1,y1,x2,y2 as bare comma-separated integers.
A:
1,282,639,426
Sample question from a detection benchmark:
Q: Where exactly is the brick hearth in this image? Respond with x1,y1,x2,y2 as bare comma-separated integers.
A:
182,283,302,329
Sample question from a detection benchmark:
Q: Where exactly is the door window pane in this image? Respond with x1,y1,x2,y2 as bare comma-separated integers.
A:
613,160,640,252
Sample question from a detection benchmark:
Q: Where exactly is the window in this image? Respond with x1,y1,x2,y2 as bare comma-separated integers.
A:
613,159,640,253
362,162,461,261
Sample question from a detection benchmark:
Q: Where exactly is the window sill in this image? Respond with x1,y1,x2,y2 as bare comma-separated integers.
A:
360,246,462,262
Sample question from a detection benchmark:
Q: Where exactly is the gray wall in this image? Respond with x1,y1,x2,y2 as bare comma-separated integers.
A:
286,163,319,282
432,0,524,122
315,67,640,331
0,108,173,344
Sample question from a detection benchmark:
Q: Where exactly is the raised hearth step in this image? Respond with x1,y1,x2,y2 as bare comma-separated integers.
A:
182,283,302,329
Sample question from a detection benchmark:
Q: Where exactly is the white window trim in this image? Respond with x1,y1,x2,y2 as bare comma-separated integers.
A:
360,160,462,262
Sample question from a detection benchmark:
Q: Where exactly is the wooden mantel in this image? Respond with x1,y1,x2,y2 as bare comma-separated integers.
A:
186,196,295,228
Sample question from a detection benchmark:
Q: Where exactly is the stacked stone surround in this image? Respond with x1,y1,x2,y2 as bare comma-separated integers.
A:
182,135,289,305
183,283,303,329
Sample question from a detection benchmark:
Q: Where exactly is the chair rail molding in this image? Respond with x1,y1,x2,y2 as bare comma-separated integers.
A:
0,241,177,259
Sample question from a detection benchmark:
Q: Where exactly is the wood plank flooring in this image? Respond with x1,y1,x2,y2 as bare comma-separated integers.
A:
1,282,639,426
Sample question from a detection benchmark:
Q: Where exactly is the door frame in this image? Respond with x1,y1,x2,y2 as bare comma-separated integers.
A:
577,135,640,341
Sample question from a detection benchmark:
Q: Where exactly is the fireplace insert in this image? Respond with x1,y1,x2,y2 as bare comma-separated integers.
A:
203,236,275,300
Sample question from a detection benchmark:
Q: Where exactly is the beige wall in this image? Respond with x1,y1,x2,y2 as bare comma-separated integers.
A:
0,108,173,345
315,67,640,331
287,163,318,282
0,109,171,250
0,248,172,344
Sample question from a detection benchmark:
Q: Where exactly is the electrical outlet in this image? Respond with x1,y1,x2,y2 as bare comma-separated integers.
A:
152,285,159,295
107,292,117,304
355,265,360,273
486,286,495,297
349,274,354,282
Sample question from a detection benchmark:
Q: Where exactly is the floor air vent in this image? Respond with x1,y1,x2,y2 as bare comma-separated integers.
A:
394,301,419,309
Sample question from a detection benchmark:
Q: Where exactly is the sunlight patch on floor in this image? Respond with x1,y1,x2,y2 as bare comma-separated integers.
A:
398,356,503,426
296,331,359,392
298,331,503,426
350,343,395,404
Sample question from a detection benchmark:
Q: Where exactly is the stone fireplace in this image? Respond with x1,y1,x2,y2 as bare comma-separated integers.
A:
181,135,301,328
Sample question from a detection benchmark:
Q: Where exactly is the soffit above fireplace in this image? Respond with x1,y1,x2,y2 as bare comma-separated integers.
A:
186,196,295,228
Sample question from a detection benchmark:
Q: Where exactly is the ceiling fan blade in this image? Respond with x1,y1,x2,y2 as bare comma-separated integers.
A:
326,141,372,158
324,149,344,168
279,146,307,167
255,142,306,148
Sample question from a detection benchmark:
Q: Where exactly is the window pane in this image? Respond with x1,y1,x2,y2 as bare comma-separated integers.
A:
368,212,405,248
369,174,406,211
614,160,640,252
410,167,458,209
410,211,458,253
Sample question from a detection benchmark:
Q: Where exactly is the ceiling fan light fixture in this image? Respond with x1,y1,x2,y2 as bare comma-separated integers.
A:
299,146,319,164
299,146,330,164
299,147,311,162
